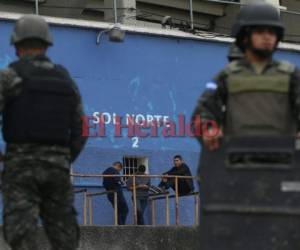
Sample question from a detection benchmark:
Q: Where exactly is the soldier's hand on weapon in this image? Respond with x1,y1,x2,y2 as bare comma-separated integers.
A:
202,127,223,151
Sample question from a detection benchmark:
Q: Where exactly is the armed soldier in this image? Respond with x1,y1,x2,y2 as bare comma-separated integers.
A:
193,2,300,149
0,15,87,250
192,3,300,250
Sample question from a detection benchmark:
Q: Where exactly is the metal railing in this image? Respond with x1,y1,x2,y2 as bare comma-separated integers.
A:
86,190,118,226
73,188,88,225
72,173,199,226
73,188,118,226
149,191,200,226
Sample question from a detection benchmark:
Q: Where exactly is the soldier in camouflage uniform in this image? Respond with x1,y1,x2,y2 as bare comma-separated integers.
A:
0,15,87,250
192,3,300,250
192,2,300,149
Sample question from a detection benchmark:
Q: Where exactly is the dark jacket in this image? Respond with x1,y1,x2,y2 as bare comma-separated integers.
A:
103,167,122,191
159,163,195,195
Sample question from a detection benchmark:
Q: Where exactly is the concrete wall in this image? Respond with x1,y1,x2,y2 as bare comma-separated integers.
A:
0,226,200,250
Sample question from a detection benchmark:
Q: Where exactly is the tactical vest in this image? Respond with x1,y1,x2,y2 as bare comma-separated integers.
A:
224,60,296,136
2,59,76,145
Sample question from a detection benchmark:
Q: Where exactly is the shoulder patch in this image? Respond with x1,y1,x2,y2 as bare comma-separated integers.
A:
205,81,218,90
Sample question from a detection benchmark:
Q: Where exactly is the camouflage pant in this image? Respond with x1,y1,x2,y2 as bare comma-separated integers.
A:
1,157,79,250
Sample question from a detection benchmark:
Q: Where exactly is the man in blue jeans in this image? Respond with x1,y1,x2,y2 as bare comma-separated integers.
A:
127,165,151,225
103,162,128,225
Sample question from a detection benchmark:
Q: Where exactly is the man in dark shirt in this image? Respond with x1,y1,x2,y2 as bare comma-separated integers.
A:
159,155,194,195
103,162,128,225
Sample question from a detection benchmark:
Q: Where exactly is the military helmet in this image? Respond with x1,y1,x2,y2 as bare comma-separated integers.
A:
231,5,249,38
227,43,244,62
11,15,53,46
232,3,284,47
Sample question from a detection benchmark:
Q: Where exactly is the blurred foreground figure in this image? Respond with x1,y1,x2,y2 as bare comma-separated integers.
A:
192,3,300,250
0,15,87,250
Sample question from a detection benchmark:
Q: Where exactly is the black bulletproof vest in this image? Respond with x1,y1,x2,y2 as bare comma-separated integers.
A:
2,59,76,145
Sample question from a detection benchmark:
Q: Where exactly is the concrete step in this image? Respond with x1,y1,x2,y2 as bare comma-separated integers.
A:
0,226,200,250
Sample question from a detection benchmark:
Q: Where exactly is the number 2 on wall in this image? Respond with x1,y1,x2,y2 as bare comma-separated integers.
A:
132,137,139,148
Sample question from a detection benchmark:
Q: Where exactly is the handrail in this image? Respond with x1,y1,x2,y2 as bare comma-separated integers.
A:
85,190,118,225
149,191,199,200
149,191,200,226
72,173,199,226
71,173,198,180
74,188,87,194
73,188,88,225
149,192,170,226
86,190,114,197
149,192,170,198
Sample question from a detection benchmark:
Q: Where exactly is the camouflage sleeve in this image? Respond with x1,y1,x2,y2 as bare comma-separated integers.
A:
0,68,22,112
69,80,88,163
191,70,228,129
290,68,300,132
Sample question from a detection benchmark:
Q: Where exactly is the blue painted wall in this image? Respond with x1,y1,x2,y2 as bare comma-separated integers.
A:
1,19,300,225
